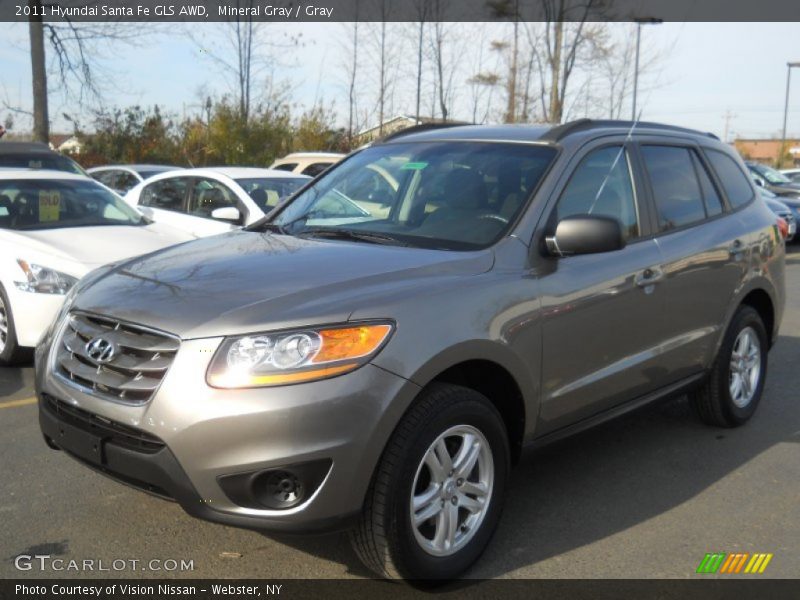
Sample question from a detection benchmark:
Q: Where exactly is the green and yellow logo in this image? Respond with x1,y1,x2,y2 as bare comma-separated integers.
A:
696,552,773,574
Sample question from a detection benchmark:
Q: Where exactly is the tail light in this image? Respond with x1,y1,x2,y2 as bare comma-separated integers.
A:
777,217,789,240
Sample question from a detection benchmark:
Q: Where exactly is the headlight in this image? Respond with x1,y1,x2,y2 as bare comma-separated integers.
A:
14,260,78,294
207,322,394,388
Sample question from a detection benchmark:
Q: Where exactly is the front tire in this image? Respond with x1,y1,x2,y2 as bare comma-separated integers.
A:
351,383,510,580
690,306,768,427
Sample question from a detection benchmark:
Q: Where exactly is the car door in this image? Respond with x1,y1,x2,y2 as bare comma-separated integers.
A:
137,176,195,233
184,177,244,237
640,143,753,381
536,142,668,433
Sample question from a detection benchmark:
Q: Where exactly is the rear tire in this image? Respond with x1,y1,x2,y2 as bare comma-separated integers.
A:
350,382,510,581
0,284,28,366
690,306,768,427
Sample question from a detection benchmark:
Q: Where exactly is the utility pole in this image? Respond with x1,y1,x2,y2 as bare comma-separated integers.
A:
780,62,800,168
631,18,662,121
723,109,736,144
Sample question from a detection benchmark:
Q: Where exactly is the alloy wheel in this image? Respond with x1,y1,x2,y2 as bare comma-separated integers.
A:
729,326,762,408
410,424,494,557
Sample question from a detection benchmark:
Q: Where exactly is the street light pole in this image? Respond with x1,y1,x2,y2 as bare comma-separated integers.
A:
631,18,663,122
779,62,800,168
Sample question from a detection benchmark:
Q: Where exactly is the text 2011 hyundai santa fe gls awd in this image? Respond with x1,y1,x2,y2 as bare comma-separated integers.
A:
36,121,785,580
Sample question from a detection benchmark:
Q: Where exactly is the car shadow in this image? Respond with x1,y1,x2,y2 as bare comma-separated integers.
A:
262,334,800,582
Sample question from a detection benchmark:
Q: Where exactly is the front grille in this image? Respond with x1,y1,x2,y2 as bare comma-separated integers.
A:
43,393,166,454
55,312,179,404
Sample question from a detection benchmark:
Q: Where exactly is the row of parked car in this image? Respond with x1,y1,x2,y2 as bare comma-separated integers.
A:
0,122,792,580
0,143,346,363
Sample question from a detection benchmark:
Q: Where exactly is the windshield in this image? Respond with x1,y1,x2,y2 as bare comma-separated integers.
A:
0,153,86,175
752,163,792,184
236,177,309,211
0,178,147,231
268,141,557,250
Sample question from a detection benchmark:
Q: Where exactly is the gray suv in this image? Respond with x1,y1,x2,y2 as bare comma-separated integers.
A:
36,120,785,580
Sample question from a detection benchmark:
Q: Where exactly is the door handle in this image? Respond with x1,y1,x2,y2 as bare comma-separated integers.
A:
635,266,664,288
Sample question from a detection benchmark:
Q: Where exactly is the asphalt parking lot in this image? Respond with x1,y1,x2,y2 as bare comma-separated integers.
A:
1,248,799,581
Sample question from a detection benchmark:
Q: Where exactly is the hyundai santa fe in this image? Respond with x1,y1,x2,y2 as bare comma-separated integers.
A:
35,120,785,580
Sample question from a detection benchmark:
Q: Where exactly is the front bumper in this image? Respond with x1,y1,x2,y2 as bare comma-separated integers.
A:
36,333,420,533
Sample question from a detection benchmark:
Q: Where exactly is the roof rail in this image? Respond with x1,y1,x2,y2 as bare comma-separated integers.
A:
542,119,719,142
378,121,472,143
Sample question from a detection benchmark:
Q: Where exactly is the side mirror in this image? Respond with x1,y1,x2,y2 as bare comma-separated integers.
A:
546,215,625,256
211,206,242,223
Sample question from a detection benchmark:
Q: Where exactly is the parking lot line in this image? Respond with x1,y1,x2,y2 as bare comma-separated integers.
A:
0,397,37,409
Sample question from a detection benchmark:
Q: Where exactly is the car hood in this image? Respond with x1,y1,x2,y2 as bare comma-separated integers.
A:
8,223,195,275
72,231,495,339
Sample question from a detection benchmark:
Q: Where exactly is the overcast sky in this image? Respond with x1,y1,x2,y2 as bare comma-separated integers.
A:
2,21,799,140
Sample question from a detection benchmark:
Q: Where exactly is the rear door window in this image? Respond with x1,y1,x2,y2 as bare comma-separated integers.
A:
641,146,707,231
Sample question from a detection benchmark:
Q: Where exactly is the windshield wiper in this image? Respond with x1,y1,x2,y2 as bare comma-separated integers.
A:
296,227,406,246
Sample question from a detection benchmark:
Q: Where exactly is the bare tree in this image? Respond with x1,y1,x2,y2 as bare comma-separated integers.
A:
188,1,297,123
347,18,360,140
369,4,398,135
11,0,144,142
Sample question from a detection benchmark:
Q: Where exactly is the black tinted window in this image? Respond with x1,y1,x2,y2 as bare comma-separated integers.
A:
140,178,188,211
556,146,639,240
116,171,140,193
691,152,723,217
0,153,85,175
92,170,118,187
705,150,755,208
641,146,706,230
301,162,332,177
273,163,297,172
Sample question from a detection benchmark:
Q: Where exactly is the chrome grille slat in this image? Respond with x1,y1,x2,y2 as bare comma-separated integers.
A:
55,312,179,405
62,330,172,373
67,314,180,353
58,355,162,392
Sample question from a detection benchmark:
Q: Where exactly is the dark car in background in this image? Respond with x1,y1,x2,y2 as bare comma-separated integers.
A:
746,161,800,198
36,120,785,580
88,164,180,195
0,142,86,175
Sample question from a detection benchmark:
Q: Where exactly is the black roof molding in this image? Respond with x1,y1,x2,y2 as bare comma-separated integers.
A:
542,119,720,142
0,141,54,154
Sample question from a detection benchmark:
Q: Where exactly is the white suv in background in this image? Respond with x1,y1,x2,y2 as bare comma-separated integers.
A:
270,152,344,177
0,170,193,364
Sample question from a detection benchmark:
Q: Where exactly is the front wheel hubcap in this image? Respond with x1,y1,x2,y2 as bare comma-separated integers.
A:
410,425,494,557
729,326,762,408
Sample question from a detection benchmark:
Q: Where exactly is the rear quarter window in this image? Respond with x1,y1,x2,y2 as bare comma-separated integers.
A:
705,149,755,209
